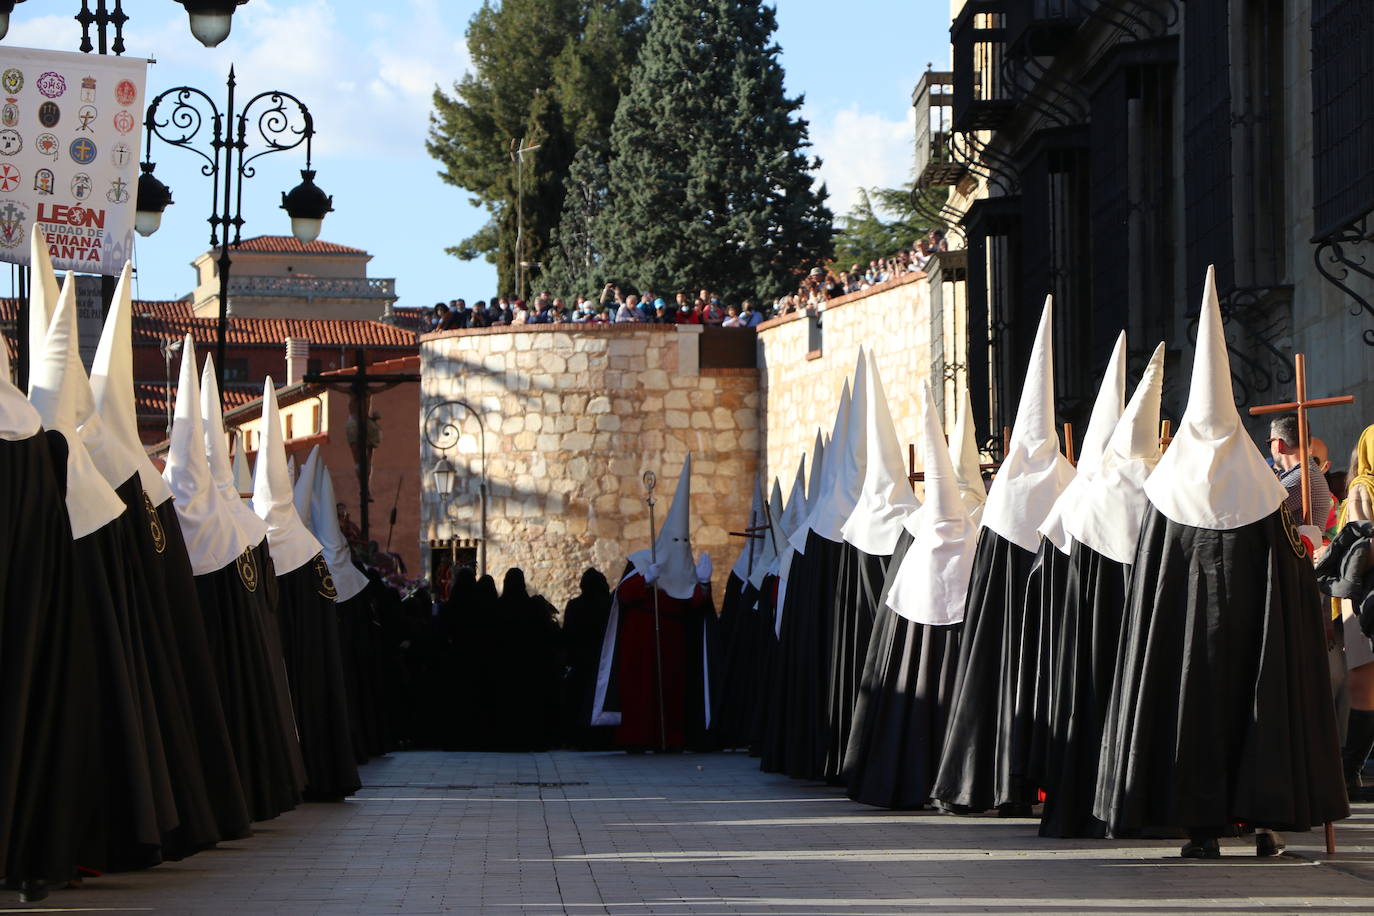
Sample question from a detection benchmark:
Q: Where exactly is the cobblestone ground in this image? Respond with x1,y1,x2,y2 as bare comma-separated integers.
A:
12,751,1374,915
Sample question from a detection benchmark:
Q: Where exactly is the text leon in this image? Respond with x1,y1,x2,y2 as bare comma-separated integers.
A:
37,203,106,263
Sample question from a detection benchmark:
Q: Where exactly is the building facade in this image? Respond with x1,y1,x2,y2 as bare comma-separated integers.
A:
927,0,1374,456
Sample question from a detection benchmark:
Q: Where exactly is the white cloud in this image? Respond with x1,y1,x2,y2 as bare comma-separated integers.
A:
808,105,916,217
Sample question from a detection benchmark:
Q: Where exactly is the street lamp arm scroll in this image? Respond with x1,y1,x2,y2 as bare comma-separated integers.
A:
238,90,315,173
424,400,489,577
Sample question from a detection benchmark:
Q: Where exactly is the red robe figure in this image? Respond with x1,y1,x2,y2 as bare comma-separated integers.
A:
591,455,718,750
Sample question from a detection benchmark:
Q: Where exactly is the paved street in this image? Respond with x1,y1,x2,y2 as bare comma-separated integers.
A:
9,751,1374,915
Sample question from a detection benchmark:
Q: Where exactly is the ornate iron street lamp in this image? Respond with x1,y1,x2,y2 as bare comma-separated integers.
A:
136,66,332,406
424,399,488,578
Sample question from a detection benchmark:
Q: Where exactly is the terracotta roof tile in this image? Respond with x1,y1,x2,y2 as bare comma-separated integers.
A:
231,235,368,255
131,314,418,349
134,380,257,420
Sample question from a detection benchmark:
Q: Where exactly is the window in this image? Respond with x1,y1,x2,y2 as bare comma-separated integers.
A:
223,358,250,382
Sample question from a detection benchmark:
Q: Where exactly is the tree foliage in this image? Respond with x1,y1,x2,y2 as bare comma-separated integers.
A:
427,0,646,295
541,143,611,299
592,0,833,303
831,180,946,270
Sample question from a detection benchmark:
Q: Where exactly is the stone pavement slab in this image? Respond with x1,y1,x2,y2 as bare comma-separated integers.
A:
7,750,1373,915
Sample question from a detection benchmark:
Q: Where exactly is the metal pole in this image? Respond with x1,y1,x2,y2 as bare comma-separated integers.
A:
643,470,667,751
216,70,236,408
478,417,488,578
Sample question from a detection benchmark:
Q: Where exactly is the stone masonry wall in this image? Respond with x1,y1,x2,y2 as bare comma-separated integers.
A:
420,324,759,609
757,272,936,494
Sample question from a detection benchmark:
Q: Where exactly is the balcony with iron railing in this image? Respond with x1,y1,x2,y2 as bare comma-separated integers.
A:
914,70,965,187
1005,0,1084,57
952,0,1015,131
225,275,398,301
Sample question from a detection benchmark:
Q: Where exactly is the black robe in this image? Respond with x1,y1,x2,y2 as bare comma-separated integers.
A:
1038,539,1128,838
151,498,252,842
713,571,761,750
930,527,1040,812
823,544,888,782
759,532,843,779
561,572,616,750
0,431,101,888
194,540,303,822
108,476,233,861
843,530,962,809
275,555,361,800
1018,538,1072,800
1094,505,1349,835
747,574,780,756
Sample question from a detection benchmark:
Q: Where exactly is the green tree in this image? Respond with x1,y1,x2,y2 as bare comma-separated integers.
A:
541,143,611,300
831,180,945,270
594,0,833,303
427,0,646,295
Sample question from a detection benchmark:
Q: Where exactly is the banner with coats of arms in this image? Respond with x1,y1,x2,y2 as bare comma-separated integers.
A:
0,45,147,276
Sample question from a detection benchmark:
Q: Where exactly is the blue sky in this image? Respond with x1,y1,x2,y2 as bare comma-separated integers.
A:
7,0,951,310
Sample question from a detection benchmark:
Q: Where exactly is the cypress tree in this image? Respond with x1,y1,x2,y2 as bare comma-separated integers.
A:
542,143,611,300
595,0,832,303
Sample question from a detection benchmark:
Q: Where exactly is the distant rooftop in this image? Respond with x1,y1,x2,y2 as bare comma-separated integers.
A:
228,235,368,256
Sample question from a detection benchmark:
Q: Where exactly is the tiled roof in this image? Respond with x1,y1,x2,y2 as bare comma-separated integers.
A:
134,380,258,420
387,307,434,334
319,354,420,376
231,235,368,255
131,314,418,349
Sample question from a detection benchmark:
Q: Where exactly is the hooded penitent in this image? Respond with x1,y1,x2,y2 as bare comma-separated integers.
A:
232,428,254,497
729,476,767,585
931,295,1074,815
950,390,987,526
1037,340,1164,839
1093,265,1348,839
25,224,59,398
629,454,697,600
765,358,866,781
89,261,173,505
251,378,323,575
827,352,914,781
750,477,785,592
843,378,968,809
775,433,820,614
1038,332,1126,553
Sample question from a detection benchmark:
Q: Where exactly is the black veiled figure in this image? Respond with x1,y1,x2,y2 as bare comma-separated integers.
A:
824,543,890,783
499,569,562,751
562,569,615,750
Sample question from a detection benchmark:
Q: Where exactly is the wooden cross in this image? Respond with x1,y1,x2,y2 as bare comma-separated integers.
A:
1246,352,1354,858
1159,420,1173,452
1247,353,1355,527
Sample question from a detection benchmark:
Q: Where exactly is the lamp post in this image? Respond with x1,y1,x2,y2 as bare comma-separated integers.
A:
424,399,488,578
136,66,333,408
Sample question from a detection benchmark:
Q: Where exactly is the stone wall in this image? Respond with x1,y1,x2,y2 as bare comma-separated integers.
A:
420,324,759,608
756,272,939,491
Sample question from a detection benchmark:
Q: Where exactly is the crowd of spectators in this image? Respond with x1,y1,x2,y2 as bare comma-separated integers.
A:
424,229,948,333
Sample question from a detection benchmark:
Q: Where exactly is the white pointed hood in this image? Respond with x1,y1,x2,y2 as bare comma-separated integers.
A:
202,356,269,546
730,475,767,582
629,454,697,600
232,429,254,497
749,477,785,590
980,296,1076,552
0,326,41,440
310,461,370,602
1065,342,1166,564
950,391,987,525
163,336,252,574
787,425,828,555
89,262,173,505
1144,266,1286,529
842,351,919,555
251,377,322,574
294,444,320,528
773,449,810,578
887,379,978,625
1039,331,1128,553
25,223,59,397
28,273,126,538
808,350,868,543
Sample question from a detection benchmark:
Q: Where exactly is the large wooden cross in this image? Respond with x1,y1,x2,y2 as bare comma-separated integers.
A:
907,425,1010,487
1246,352,1354,857
1247,353,1355,527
